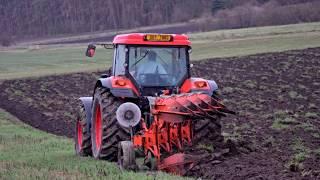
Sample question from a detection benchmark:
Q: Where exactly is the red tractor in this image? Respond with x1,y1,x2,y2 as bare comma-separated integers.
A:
75,33,233,175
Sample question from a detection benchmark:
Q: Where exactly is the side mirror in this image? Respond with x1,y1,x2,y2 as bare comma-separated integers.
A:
86,44,96,57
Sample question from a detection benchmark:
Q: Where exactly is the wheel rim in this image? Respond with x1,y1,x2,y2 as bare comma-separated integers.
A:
95,104,102,150
77,120,83,149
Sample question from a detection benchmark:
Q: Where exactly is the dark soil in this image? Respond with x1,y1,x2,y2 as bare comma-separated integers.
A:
0,72,100,137
1,48,320,179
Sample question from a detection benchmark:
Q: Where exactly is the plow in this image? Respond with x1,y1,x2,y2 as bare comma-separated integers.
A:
75,33,234,175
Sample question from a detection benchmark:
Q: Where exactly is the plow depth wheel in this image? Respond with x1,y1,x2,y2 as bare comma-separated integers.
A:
74,104,92,156
118,141,137,171
91,87,130,161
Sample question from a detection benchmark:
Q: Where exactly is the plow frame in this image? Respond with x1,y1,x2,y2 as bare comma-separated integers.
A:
131,92,232,175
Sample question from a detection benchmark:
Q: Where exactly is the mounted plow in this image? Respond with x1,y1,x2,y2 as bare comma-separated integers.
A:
131,93,234,175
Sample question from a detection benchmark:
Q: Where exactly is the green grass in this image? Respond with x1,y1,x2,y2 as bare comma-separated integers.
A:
1,22,320,80
0,47,113,80
190,22,320,41
291,138,310,163
271,117,298,130
0,109,183,180
314,148,320,157
304,112,319,119
286,138,311,171
190,22,320,60
271,110,299,130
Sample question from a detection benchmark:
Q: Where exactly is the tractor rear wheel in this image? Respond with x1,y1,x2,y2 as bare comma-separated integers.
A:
75,104,92,156
91,87,130,161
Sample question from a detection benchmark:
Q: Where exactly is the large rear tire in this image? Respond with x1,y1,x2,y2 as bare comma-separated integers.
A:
75,104,92,156
91,87,130,161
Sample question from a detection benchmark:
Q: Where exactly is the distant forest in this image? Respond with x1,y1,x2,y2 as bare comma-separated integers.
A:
1,0,320,44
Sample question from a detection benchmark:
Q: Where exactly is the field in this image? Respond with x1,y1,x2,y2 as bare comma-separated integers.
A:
1,47,320,179
1,22,320,80
1,22,320,179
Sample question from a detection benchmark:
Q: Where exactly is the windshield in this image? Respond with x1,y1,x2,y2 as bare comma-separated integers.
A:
128,46,188,87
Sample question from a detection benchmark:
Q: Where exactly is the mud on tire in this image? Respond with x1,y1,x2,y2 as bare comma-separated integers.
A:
75,104,92,156
91,87,130,161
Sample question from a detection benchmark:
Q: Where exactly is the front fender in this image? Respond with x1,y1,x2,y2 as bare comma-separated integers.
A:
94,76,138,98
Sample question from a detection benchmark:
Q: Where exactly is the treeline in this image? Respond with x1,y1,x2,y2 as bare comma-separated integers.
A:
1,0,320,45
204,0,320,30
0,0,209,38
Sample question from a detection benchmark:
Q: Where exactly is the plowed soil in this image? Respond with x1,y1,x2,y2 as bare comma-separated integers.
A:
1,48,319,179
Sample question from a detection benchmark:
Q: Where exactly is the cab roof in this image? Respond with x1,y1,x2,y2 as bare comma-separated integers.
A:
113,33,191,46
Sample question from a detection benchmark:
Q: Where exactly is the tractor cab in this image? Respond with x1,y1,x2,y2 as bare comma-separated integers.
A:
127,45,188,88
86,33,195,96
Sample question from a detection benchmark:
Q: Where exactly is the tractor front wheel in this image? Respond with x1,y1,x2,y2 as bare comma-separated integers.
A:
75,104,92,156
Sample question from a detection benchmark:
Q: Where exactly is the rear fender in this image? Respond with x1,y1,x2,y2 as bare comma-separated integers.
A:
94,76,139,98
180,78,218,96
94,77,112,90
79,97,93,133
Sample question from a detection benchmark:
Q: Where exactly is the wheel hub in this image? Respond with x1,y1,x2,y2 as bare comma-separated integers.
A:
124,110,134,120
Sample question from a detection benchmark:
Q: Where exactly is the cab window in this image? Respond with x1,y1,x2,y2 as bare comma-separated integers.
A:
114,45,126,76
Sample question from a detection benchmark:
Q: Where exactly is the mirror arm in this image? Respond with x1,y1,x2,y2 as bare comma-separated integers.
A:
96,43,114,49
